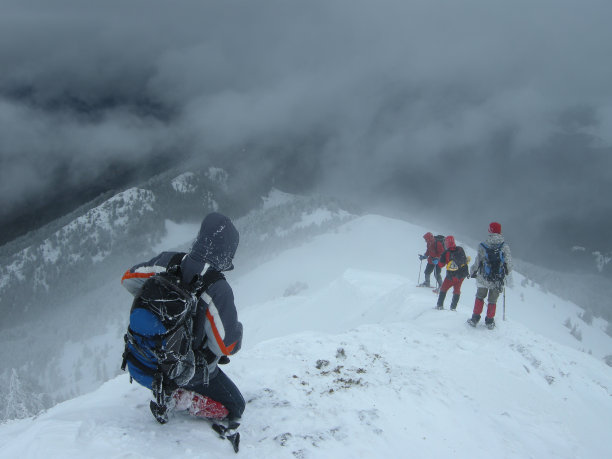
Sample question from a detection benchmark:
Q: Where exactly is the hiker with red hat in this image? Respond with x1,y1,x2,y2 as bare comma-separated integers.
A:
435,235,470,310
468,222,513,329
418,232,445,288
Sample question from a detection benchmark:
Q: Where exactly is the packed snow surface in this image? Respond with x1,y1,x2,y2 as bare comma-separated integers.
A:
1,215,610,458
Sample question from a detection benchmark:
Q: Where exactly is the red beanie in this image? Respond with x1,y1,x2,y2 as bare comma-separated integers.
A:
489,222,502,234
423,232,433,241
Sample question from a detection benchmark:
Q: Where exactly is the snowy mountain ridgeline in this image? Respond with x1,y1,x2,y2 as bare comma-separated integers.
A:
0,167,353,422
0,209,611,458
0,167,227,323
570,245,612,276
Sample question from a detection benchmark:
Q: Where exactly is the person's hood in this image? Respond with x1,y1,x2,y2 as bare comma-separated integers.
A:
181,212,239,283
485,233,505,246
445,235,456,250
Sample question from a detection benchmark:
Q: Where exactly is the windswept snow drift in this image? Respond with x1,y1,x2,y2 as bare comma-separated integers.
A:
1,215,611,458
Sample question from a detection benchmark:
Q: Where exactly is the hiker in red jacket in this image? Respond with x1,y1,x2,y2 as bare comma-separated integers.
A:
436,236,470,310
418,232,445,288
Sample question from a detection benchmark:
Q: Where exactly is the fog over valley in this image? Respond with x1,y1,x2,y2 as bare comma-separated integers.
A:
1,13,612,449
1,0,611,276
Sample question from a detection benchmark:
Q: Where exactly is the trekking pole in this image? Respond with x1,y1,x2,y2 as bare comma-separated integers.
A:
418,258,423,284
503,287,506,321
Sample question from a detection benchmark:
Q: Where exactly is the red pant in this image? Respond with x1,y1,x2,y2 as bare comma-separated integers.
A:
473,298,497,318
440,276,465,295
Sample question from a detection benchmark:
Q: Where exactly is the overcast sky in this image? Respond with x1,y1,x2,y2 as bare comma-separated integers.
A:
1,0,611,264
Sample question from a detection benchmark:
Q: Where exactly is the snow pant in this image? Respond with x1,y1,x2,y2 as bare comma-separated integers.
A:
183,365,245,421
424,262,443,287
472,287,502,323
437,275,465,309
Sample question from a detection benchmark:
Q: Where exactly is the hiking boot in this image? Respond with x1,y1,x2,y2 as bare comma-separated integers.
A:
150,400,169,424
432,287,440,294
485,318,495,330
467,314,480,327
418,281,431,287
436,290,447,309
450,294,460,311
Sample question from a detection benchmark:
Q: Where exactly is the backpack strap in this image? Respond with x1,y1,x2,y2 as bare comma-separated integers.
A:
478,243,488,273
192,269,225,298
166,252,187,275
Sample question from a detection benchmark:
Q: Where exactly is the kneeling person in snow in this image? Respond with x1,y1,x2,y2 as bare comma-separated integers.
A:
435,236,469,310
468,222,513,329
121,212,245,422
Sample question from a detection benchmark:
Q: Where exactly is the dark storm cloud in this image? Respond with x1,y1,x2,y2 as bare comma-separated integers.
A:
1,0,612,261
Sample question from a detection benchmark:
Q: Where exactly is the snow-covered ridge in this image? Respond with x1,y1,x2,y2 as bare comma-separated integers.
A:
234,189,356,270
262,188,295,210
593,250,612,272
0,187,155,289
1,213,610,458
171,172,197,193
262,207,352,239
0,184,358,423
0,168,233,324
169,167,228,195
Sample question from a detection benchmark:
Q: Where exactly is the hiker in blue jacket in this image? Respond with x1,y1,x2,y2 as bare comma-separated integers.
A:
122,212,245,421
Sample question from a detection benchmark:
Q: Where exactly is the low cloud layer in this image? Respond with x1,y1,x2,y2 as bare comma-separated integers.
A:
1,0,611,263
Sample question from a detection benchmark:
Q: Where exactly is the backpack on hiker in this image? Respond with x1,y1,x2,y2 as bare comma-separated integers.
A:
480,242,506,284
434,234,446,250
446,248,470,276
121,253,224,422
446,251,469,269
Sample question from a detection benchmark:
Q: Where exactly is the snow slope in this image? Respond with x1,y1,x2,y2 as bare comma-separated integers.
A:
1,214,611,458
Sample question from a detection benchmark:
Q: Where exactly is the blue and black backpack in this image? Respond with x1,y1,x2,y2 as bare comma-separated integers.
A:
121,253,223,422
480,242,506,284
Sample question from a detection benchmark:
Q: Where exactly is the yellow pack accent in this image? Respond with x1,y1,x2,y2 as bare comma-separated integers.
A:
446,256,471,271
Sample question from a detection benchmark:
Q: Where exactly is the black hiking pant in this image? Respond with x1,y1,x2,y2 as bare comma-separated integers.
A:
183,365,245,421
424,262,442,286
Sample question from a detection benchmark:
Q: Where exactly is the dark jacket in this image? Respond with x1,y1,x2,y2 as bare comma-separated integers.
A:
121,213,242,376
438,246,469,279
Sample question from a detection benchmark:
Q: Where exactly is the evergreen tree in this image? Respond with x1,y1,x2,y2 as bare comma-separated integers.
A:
3,369,46,421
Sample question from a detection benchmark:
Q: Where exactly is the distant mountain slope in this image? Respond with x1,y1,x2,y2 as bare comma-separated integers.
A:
0,166,236,326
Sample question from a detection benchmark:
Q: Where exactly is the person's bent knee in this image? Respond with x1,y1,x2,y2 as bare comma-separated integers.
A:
476,287,488,300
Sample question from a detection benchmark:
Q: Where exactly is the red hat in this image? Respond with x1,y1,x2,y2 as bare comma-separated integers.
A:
445,235,456,249
423,232,434,241
489,222,502,234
